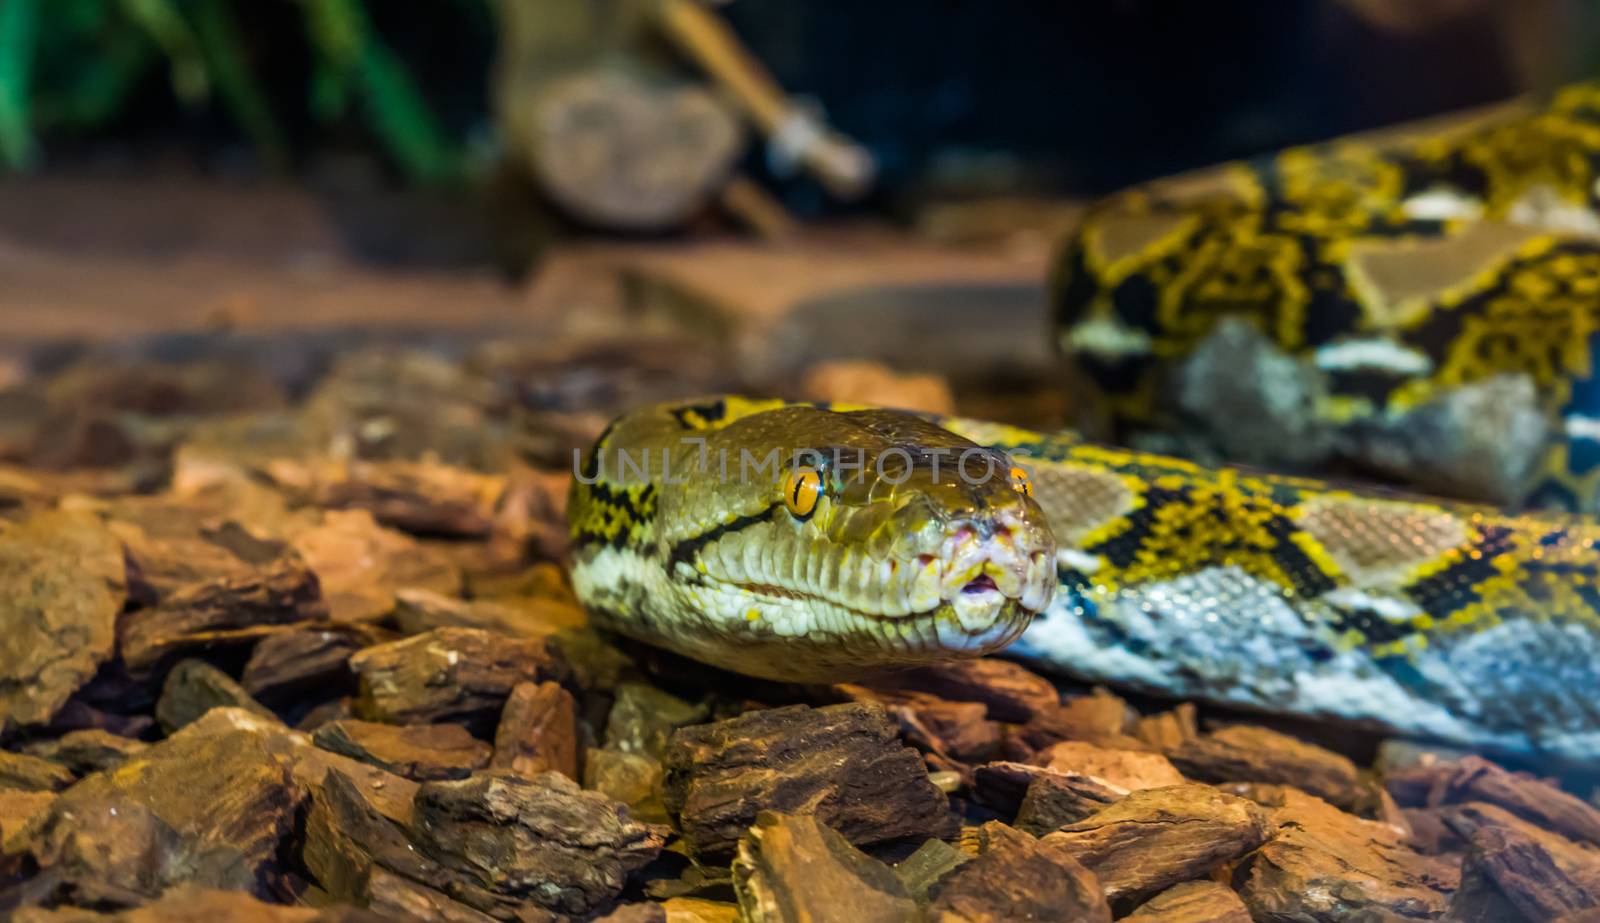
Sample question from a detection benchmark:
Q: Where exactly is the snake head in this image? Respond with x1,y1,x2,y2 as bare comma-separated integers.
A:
787,427,1056,623
627,404,1056,680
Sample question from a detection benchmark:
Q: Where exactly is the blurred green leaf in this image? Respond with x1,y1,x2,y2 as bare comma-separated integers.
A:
303,0,462,183
7,0,474,182
302,0,362,67
184,0,288,167
0,0,40,169
119,0,208,102
353,32,463,183
33,34,154,130
307,58,350,122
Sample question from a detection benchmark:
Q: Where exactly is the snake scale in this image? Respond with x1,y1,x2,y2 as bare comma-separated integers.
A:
570,81,1600,761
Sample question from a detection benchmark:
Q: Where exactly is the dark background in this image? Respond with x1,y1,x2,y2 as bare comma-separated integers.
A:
32,0,1537,200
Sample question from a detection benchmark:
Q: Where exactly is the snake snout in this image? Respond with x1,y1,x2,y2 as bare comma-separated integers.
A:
936,512,1056,631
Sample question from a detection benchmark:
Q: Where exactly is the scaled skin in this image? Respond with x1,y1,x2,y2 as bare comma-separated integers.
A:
573,397,1600,759
568,397,1055,681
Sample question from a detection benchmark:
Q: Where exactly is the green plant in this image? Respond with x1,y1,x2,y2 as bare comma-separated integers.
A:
0,0,469,182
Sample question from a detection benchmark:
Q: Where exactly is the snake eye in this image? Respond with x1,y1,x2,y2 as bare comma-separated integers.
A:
783,466,825,520
1009,465,1033,498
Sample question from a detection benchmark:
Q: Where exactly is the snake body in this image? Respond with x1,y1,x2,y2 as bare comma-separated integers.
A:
1057,79,1600,511
570,396,1600,759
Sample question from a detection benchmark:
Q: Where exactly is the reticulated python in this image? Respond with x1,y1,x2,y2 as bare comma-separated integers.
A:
1058,78,1600,511
570,82,1600,760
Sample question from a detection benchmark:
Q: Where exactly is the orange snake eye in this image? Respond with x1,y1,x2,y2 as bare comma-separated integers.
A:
784,466,825,519
1010,465,1033,498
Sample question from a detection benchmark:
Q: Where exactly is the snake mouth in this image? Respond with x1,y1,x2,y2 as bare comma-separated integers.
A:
690,508,1054,643
962,574,999,594
718,531,1052,634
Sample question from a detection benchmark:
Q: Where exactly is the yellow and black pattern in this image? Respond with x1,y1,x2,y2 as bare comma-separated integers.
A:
1056,78,1600,510
569,479,658,549
946,416,1600,757
570,397,1600,757
570,418,660,550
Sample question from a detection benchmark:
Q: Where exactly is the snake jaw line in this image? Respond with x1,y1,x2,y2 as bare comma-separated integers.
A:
696,508,1054,630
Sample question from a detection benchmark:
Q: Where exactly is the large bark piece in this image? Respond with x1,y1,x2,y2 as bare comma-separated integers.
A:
349,627,564,727
1450,825,1600,923
1043,784,1271,902
20,706,418,913
661,703,950,857
312,719,491,781
1388,756,1600,847
411,770,668,916
1123,880,1252,923
1166,725,1364,809
0,510,126,729
1014,769,1127,835
21,715,304,899
119,553,325,677
834,684,999,763
302,768,463,909
240,624,386,705
172,706,421,827
21,795,259,907
925,824,1110,923
302,768,548,922
99,489,314,599
295,458,504,539
491,681,578,780
1237,785,1458,921
731,812,919,923
1438,802,1600,889
1030,740,1184,791
155,658,278,733
865,659,1060,723
24,729,146,776
289,510,461,624
0,751,76,792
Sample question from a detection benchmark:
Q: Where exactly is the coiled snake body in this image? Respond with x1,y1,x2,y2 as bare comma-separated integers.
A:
570,83,1600,760
1058,79,1600,512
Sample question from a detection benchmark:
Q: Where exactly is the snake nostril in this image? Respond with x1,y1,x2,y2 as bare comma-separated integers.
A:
951,520,999,542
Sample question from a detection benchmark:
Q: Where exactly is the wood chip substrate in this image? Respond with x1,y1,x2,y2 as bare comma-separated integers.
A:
0,344,1597,922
